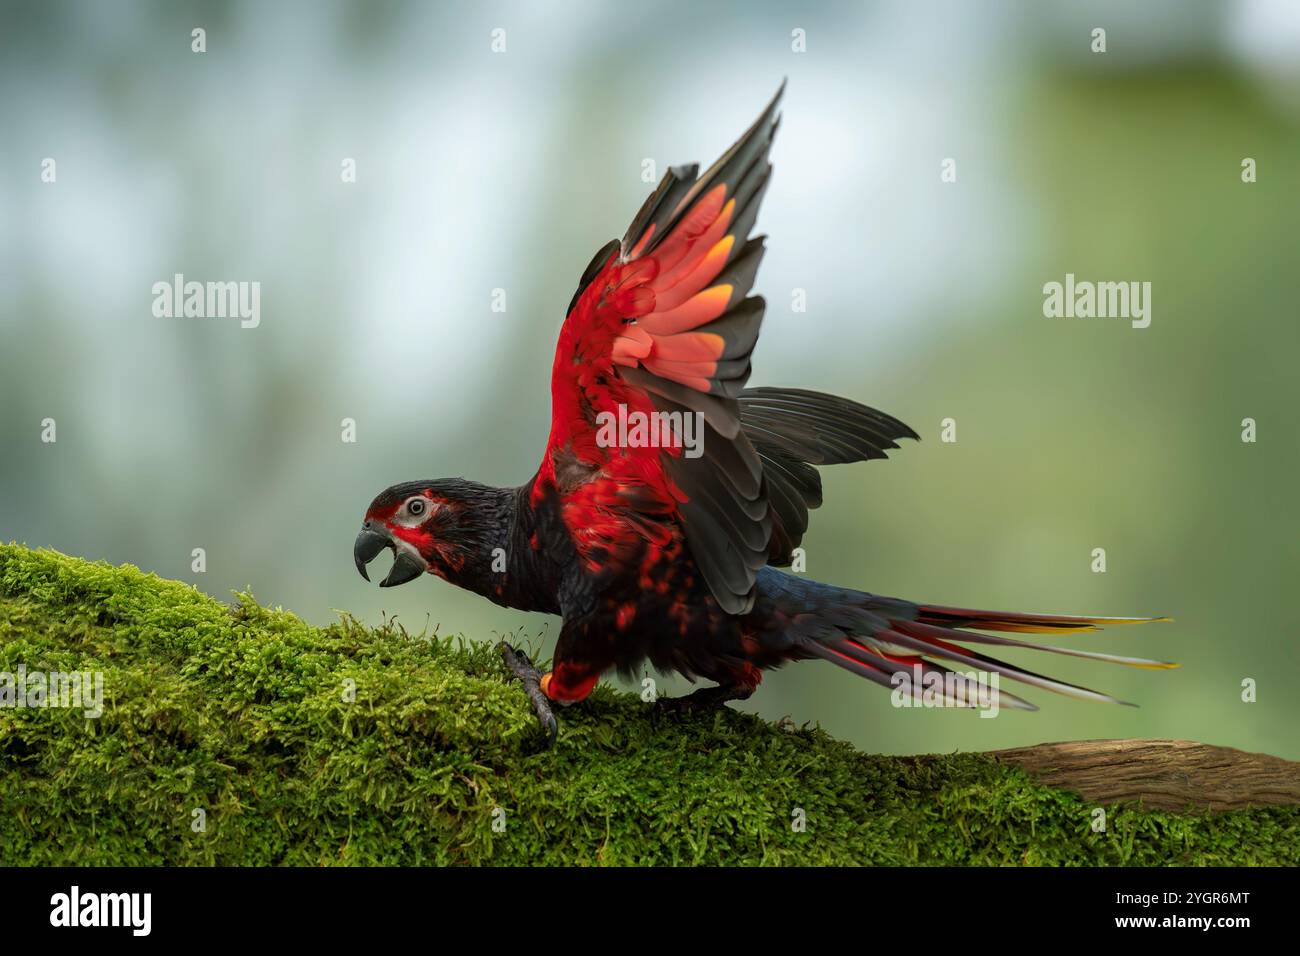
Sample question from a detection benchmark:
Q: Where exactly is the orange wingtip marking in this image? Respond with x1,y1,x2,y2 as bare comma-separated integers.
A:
666,184,726,248
650,330,725,363
653,189,731,274
652,233,736,313
639,285,733,336
705,234,735,266
642,357,718,377
657,200,735,283
675,183,727,230
693,197,735,249
641,360,713,393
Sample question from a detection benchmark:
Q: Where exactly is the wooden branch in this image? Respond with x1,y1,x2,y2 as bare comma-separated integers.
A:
990,739,1300,812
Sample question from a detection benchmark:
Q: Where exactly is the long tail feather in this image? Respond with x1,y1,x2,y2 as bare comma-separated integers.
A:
917,604,1171,634
877,625,1139,706
761,568,1173,708
807,638,1039,710
896,618,1178,670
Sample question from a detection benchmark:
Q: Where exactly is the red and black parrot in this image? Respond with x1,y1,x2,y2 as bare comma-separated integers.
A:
354,83,1172,745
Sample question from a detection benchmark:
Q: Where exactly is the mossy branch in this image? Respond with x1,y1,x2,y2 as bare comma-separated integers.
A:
1,543,1298,866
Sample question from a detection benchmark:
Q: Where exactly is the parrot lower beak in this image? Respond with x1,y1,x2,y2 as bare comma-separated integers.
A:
379,551,425,588
353,525,426,587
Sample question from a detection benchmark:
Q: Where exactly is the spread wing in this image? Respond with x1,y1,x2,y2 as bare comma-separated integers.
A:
537,84,784,614
737,387,919,565
536,82,916,614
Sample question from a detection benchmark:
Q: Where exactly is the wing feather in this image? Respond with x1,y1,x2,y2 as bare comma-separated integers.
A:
540,85,787,613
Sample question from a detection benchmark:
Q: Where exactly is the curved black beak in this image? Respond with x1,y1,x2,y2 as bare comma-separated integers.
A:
353,524,425,588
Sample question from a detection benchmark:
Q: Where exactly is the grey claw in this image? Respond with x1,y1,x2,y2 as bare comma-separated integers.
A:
500,641,558,748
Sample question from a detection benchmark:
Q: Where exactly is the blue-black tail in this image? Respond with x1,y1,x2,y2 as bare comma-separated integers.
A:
757,568,1173,710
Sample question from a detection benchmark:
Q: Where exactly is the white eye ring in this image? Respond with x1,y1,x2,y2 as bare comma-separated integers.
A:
406,497,427,517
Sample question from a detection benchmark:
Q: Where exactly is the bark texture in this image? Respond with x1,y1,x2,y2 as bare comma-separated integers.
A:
992,739,1300,812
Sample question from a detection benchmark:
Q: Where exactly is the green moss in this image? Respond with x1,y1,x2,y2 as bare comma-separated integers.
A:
0,542,1296,866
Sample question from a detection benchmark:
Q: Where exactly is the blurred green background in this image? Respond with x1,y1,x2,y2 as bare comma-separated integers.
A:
3,0,1297,759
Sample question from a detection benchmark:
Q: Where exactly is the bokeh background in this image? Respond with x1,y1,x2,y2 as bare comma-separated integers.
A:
3,0,1297,759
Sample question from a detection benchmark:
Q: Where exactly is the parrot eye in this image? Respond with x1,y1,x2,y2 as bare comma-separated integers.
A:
406,497,426,517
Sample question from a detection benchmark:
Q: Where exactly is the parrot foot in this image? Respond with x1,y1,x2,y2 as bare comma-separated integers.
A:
499,642,559,749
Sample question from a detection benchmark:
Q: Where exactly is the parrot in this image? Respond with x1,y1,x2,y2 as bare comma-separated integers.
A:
353,82,1172,746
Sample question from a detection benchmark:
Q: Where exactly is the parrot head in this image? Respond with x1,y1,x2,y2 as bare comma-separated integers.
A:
353,478,500,588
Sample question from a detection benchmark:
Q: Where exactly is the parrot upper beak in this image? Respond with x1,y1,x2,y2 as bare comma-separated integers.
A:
354,524,426,588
